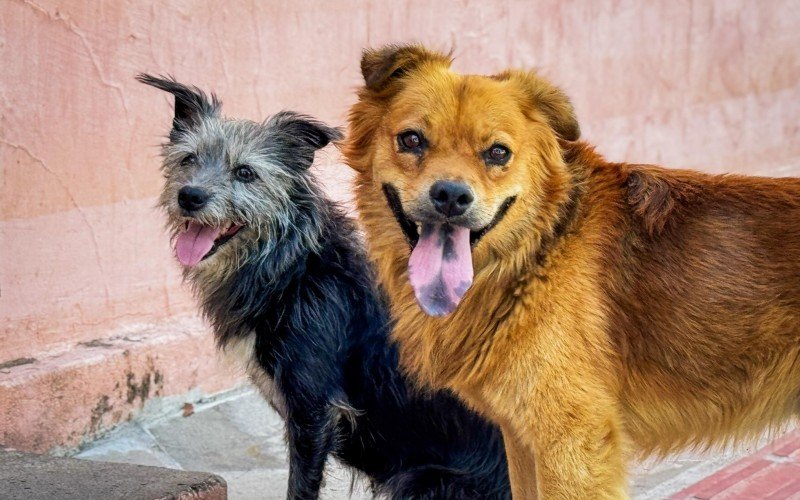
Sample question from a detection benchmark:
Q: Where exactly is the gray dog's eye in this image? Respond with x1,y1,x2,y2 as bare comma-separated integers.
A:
234,165,257,183
180,154,197,166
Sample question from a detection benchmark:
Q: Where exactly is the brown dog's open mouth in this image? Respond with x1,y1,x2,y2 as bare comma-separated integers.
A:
381,184,516,249
382,183,516,317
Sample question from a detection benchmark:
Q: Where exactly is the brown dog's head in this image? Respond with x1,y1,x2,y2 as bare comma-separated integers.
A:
345,44,579,317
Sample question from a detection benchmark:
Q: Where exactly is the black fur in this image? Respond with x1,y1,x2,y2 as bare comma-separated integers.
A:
208,205,510,499
136,74,220,137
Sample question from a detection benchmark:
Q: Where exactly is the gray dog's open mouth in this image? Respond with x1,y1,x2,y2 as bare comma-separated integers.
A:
175,221,242,267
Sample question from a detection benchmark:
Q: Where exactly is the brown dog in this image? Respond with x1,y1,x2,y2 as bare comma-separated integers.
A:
343,44,800,498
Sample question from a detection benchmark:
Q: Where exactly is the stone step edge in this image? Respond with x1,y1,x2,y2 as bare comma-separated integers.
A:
0,316,243,454
0,449,227,500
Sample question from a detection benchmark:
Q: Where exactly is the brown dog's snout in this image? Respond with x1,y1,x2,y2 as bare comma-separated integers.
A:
429,180,474,217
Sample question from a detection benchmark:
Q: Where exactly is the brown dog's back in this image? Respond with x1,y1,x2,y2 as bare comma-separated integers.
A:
593,159,800,453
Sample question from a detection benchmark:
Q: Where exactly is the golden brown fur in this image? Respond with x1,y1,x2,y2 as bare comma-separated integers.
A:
343,45,800,498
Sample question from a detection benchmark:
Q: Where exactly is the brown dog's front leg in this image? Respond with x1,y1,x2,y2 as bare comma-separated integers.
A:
501,425,538,499
526,391,628,499
485,345,628,498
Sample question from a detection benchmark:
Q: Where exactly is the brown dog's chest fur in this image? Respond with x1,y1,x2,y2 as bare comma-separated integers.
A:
357,142,800,459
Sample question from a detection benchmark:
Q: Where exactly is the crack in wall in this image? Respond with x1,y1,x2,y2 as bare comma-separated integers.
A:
21,0,132,121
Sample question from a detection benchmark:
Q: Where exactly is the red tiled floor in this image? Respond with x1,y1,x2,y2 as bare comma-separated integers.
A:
764,477,800,500
716,463,800,499
766,474,800,500
672,430,800,500
674,459,774,499
773,435,800,459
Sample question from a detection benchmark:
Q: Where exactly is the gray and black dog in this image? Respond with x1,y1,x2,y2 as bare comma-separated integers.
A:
138,74,509,499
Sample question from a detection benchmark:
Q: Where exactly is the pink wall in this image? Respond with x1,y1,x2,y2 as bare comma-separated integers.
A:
1,0,799,449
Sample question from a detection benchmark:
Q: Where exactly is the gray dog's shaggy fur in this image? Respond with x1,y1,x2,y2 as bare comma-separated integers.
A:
138,74,509,499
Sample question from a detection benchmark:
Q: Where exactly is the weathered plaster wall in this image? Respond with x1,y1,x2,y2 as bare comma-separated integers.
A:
1,0,799,451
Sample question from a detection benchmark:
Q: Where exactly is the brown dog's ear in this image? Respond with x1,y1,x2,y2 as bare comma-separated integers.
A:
361,44,452,92
499,70,581,141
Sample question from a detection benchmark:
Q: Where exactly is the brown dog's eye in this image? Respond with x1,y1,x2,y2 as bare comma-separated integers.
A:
484,144,511,166
397,131,426,154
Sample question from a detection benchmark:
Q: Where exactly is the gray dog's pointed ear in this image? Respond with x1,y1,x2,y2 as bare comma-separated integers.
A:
136,73,220,132
360,44,452,93
268,112,343,168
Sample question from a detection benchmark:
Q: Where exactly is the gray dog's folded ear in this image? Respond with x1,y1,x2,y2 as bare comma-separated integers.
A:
266,111,343,170
136,73,220,133
268,111,343,149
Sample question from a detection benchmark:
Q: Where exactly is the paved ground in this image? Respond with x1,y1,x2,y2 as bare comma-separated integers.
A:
1,449,225,500
75,385,795,499
669,431,800,499
76,387,370,500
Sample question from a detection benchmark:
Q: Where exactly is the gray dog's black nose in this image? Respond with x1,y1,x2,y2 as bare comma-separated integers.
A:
430,181,474,217
178,186,210,211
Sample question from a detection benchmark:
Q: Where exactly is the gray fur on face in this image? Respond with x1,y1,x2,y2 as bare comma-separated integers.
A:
137,74,343,283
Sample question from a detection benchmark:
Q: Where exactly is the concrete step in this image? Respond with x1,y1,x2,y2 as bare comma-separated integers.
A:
0,449,226,500
0,316,242,454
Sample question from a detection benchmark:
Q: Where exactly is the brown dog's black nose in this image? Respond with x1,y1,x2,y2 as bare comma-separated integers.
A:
178,186,210,211
430,181,474,217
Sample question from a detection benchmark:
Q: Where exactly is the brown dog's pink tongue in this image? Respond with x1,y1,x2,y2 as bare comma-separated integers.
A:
408,223,473,317
175,222,221,267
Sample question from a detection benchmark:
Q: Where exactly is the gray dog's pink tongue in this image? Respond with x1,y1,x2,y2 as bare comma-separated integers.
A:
175,222,221,267
408,223,473,317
